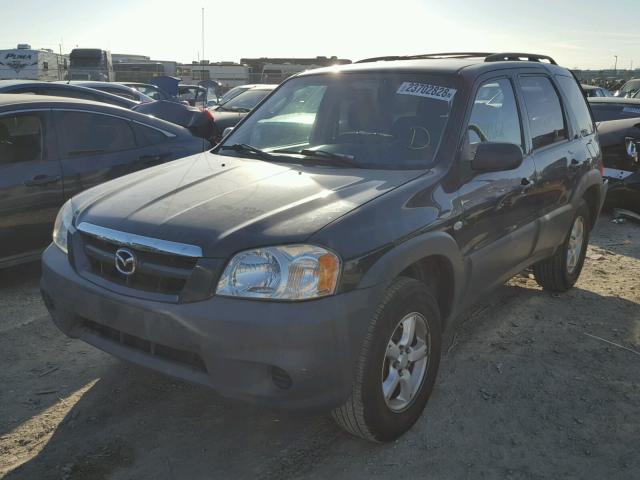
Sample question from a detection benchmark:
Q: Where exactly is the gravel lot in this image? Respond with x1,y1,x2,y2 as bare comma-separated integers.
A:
1,214,639,480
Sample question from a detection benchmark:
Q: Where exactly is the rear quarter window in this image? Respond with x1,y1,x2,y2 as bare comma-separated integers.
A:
556,76,594,137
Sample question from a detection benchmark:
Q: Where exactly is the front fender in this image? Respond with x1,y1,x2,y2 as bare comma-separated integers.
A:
352,231,466,323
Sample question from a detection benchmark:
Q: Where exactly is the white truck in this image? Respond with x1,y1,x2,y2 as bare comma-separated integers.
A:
0,44,67,81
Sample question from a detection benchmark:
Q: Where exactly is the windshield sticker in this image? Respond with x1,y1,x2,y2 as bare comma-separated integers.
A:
396,82,457,102
622,106,640,115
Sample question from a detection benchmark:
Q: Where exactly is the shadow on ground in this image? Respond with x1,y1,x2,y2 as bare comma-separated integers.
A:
5,279,639,480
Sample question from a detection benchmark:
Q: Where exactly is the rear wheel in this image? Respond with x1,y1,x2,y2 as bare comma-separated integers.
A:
533,201,590,292
332,277,442,442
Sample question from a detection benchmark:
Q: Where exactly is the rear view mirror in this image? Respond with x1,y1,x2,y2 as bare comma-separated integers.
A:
471,142,523,172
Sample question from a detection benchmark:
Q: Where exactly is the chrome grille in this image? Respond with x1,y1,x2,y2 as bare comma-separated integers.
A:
76,222,201,298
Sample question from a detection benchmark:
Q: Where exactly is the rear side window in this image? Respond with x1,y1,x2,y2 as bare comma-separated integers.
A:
41,88,98,102
520,76,568,150
556,76,594,137
467,78,522,148
0,113,43,164
98,87,138,101
133,122,167,146
58,112,136,157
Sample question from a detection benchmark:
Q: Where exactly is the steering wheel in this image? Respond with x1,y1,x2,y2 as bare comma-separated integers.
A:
468,124,489,143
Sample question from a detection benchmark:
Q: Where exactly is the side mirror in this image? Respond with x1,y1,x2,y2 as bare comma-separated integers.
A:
222,126,234,138
471,142,523,172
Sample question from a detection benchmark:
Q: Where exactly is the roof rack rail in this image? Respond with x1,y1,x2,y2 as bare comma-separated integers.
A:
355,52,558,65
484,53,557,65
356,52,494,64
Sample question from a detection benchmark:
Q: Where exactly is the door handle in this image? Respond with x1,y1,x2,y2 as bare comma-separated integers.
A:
24,175,60,187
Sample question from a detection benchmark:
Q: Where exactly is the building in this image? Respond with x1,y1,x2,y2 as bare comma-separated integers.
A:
113,62,165,83
178,61,250,88
240,56,351,83
0,44,68,81
112,53,179,81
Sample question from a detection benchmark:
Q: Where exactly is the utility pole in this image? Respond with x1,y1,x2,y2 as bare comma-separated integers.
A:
201,7,205,81
614,55,618,73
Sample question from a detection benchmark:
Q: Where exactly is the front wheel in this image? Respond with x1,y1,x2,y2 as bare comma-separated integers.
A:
533,201,591,292
332,277,442,442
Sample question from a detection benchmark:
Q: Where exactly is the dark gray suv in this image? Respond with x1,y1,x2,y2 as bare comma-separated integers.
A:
41,53,607,442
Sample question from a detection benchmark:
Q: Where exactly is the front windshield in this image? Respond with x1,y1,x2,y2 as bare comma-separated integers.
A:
218,89,272,112
620,80,640,96
220,73,458,169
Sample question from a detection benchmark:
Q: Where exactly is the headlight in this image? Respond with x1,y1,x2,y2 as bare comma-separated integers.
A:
216,245,340,300
52,200,74,254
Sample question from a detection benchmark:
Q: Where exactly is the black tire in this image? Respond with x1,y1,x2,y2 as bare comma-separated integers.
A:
332,277,442,442
533,201,591,292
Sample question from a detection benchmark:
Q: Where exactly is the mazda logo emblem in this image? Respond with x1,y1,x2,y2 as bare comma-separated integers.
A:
114,248,136,276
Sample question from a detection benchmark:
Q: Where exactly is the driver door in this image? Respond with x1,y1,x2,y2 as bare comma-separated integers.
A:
454,75,539,301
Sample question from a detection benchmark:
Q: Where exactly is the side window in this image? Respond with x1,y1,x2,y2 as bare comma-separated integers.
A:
520,76,568,150
467,78,522,148
100,87,138,101
556,76,595,137
132,123,167,146
57,112,136,157
0,113,43,165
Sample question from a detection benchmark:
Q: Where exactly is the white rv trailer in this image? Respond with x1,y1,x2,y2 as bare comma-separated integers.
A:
0,44,67,81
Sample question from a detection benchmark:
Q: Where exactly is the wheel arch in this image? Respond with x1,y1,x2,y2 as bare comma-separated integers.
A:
570,169,604,230
357,231,465,328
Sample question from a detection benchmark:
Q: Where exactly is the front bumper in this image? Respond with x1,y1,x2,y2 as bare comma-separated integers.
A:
41,245,383,410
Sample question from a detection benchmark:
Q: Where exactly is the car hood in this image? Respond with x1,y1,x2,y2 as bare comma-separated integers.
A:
74,152,422,258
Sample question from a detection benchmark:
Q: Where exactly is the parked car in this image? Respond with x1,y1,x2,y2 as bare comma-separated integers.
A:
217,84,277,105
122,82,180,102
595,118,639,211
581,84,611,97
0,80,216,144
209,85,277,140
614,78,640,97
178,84,220,108
0,94,206,268
56,81,155,103
0,80,137,108
589,97,640,122
41,52,606,442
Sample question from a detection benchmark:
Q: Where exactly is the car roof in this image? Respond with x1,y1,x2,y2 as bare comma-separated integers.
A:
581,84,600,90
0,79,52,87
122,82,157,87
588,97,640,105
0,93,189,134
0,92,130,109
60,81,133,90
295,54,568,79
0,81,139,106
248,85,277,91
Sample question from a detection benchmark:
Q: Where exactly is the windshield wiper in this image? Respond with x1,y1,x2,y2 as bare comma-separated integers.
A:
272,148,359,168
219,143,275,160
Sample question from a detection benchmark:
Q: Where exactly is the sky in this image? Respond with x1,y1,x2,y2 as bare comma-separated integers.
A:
1,0,639,70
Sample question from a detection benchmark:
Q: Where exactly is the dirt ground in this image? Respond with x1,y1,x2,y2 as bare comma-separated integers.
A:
1,213,638,480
